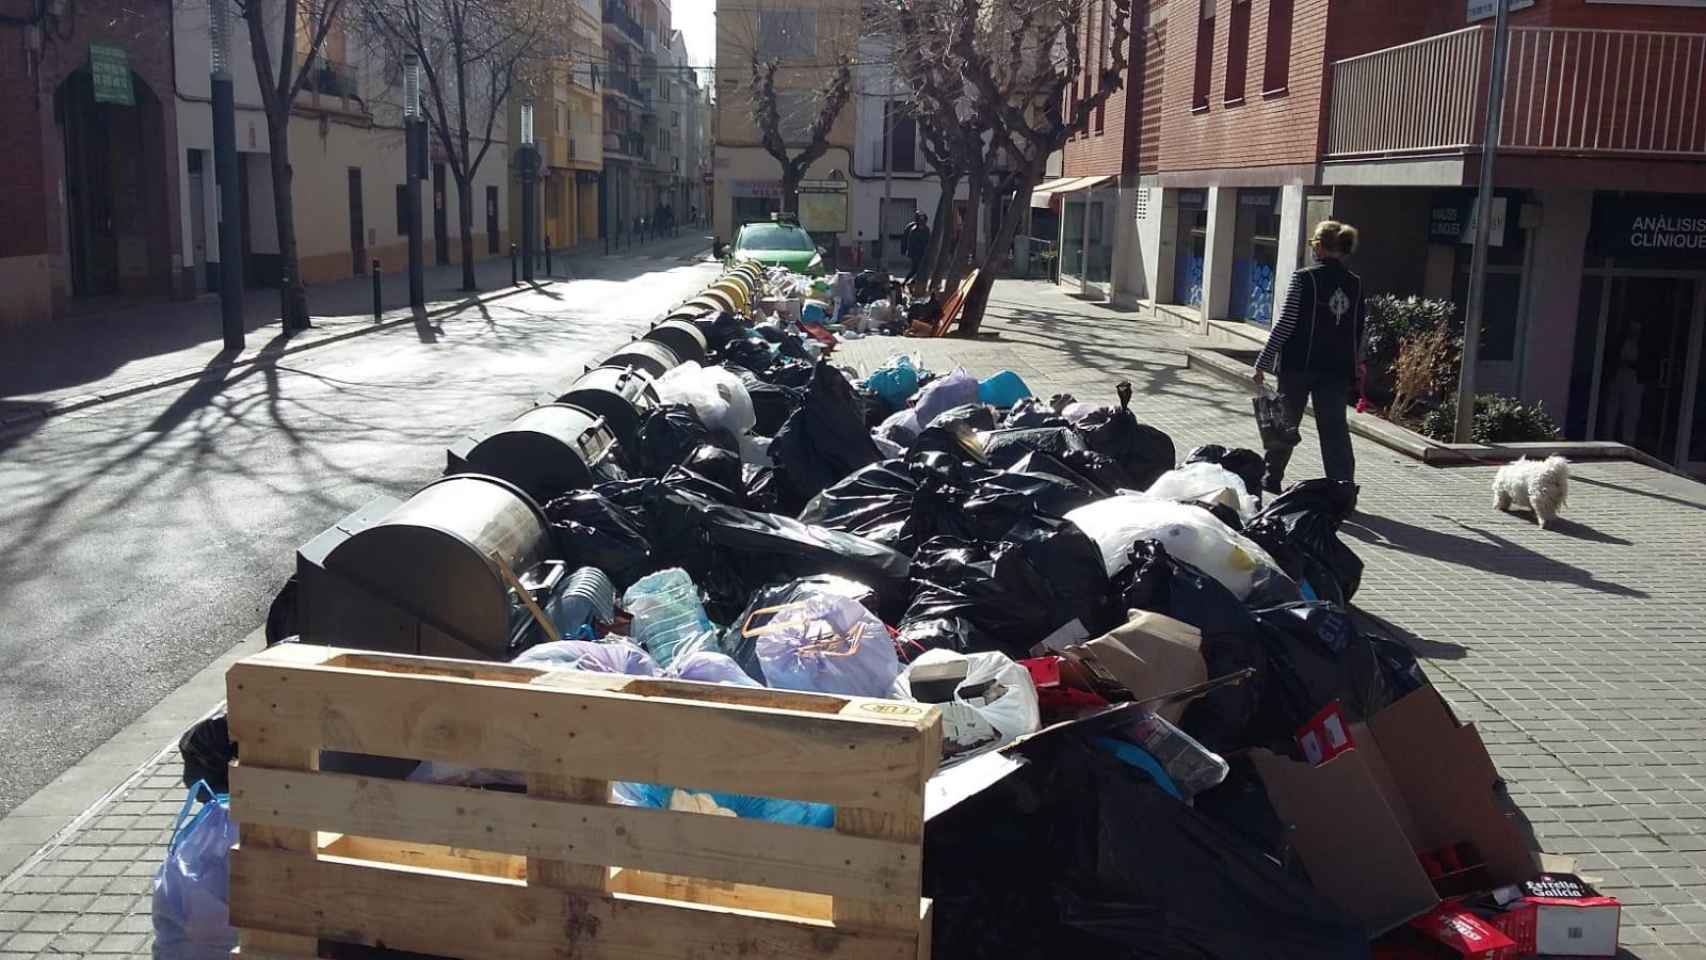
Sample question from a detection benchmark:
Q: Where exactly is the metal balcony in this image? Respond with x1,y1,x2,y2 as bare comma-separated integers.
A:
602,1,645,46
1326,25,1706,159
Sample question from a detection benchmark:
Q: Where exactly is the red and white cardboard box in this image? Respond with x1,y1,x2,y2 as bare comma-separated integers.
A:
1490,875,1620,958
1409,901,1518,960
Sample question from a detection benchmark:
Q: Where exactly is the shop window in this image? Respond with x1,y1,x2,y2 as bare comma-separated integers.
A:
1193,2,1216,110
1230,190,1279,324
1170,195,1209,307
1225,0,1250,103
1263,0,1294,92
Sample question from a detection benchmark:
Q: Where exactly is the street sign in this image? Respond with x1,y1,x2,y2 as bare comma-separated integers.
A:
89,44,134,106
799,190,848,233
798,178,847,191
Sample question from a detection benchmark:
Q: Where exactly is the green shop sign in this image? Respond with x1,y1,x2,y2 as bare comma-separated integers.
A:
90,44,134,106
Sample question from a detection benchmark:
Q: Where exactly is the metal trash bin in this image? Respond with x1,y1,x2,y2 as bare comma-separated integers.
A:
599,339,681,379
644,319,708,365
556,364,660,450
446,403,621,503
296,474,555,662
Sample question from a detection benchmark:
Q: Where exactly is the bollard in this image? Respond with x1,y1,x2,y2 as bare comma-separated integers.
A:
545,236,552,277
371,259,381,321
510,243,518,285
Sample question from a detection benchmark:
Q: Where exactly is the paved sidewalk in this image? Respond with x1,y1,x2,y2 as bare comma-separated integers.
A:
4,280,1704,958
0,232,709,420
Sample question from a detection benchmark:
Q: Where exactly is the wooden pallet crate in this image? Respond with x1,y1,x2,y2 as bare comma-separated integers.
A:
225,643,941,960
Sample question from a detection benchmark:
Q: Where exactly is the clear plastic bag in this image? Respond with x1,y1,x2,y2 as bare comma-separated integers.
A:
1066,495,1287,600
753,591,902,698
894,649,1040,760
622,568,714,667
152,782,239,960
653,361,757,437
665,650,763,687
1146,462,1261,518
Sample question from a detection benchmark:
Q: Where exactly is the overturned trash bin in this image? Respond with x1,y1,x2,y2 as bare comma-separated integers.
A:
599,339,682,380
445,403,621,503
295,473,556,661
556,365,660,450
643,319,709,365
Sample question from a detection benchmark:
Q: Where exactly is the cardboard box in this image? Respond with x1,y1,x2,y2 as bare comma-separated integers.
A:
1066,611,1206,722
1409,901,1518,959
1490,875,1620,958
1251,688,1536,935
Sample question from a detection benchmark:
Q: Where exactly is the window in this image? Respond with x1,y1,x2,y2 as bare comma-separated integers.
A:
1224,0,1249,102
757,9,817,60
1193,1,1216,110
880,101,918,172
557,104,566,133
673,110,681,128
1095,0,1108,131
396,184,409,235
1262,0,1293,92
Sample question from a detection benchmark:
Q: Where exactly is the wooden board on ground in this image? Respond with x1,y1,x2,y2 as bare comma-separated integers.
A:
910,269,978,338
225,644,941,960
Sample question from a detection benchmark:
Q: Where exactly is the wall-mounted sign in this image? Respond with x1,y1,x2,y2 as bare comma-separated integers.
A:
732,179,781,199
90,44,135,106
1239,189,1277,209
1467,0,1534,22
1177,189,1207,207
1429,190,1515,247
1591,194,1706,257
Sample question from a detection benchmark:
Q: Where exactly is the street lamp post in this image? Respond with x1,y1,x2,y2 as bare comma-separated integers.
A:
209,0,244,351
1455,0,1513,442
520,97,537,283
404,53,426,310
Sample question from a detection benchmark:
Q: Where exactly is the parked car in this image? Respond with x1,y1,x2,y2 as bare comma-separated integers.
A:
718,217,825,276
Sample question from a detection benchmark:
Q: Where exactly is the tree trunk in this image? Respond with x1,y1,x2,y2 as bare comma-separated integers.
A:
266,116,310,330
457,174,477,291
945,175,983,292
957,185,1033,338
922,174,957,291
780,168,800,215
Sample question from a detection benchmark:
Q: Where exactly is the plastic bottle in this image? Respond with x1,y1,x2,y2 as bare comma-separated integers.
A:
621,568,713,668
554,566,615,638
1124,711,1230,800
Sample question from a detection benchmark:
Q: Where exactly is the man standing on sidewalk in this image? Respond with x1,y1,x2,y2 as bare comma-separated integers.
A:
1253,220,1364,494
901,212,931,289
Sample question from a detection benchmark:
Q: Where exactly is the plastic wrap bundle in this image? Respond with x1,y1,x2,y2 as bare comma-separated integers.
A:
1067,495,1289,601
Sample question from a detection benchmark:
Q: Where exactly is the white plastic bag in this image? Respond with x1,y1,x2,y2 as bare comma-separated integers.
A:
754,591,901,698
894,649,1040,760
1147,462,1259,517
654,361,757,437
152,783,239,960
1065,495,1286,600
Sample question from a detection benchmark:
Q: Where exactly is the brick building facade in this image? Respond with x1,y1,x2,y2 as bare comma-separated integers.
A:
1050,0,1706,474
0,0,187,332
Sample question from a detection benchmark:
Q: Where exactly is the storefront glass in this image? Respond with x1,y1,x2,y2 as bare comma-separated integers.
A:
1170,190,1207,308
1229,189,1280,325
1059,185,1114,286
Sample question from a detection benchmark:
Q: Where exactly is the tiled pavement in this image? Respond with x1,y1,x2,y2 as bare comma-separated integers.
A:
5,280,1706,958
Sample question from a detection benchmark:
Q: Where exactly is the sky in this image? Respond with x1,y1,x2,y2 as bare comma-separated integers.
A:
675,0,716,71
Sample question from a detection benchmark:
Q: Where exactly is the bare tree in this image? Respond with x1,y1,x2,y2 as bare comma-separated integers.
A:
232,0,348,330
886,0,1132,334
354,0,549,290
749,56,853,216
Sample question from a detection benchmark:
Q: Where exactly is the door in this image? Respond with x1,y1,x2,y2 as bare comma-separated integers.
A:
348,167,365,275
487,186,499,254
189,151,208,292
880,198,915,268
1677,284,1706,474
1593,276,1699,463
432,163,449,265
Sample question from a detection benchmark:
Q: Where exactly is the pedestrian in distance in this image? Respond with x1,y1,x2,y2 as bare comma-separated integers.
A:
901,212,931,289
1253,219,1365,495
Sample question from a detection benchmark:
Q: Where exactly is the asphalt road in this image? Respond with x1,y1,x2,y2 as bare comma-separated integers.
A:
0,248,719,816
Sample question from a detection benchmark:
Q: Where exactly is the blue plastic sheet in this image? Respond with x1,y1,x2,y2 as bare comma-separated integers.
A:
977,370,1032,408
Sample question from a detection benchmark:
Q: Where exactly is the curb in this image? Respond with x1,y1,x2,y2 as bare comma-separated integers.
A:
1182,346,1684,475
0,281,551,431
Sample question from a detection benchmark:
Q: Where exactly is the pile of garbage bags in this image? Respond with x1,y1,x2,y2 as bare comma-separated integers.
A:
175,260,1544,960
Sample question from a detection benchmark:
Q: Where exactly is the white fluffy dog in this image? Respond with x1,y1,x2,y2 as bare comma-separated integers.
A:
1492,456,1570,529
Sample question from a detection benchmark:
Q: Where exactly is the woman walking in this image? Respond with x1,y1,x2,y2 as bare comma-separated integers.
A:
1253,220,1364,493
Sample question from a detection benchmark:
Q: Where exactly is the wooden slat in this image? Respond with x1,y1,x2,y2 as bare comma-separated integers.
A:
230,766,920,901
229,845,921,960
831,808,924,933
607,866,831,919
527,774,609,892
226,646,939,811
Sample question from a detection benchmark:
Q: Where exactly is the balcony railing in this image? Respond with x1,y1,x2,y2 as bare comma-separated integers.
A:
309,56,359,100
1327,26,1706,159
603,0,645,45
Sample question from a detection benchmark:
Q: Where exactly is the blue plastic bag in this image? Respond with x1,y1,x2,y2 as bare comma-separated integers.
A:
977,370,1032,408
152,781,238,960
864,355,921,407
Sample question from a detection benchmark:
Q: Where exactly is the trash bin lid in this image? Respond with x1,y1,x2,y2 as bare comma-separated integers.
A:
644,319,709,365
599,339,681,380
463,403,619,503
556,365,660,450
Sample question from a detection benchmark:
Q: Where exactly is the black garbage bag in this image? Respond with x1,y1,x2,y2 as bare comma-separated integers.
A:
1244,479,1364,603
733,370,806,437
1248,603,1403,752
743,465,782,512
907,421,987,465
720,333,778,374
925,403,998,432
1184,443,1266,498
768,362,883,514
656,488,912,624
1075,381,1176,489
854,269,891,305
265,575,300,647
179,711,235,793
632,403,711,477
983,425,1088,465
702,310,746,352
1112,540,1267,752
719,574,884,682
902,525,1116,661
800,453,1096,557
681,444,744,496
758,357,815,388
924,732,1371,960
1002,395,1070,429
543,489,657,590
894,616,981,662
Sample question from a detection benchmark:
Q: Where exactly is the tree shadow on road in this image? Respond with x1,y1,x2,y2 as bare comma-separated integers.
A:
1344,512,1649,599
